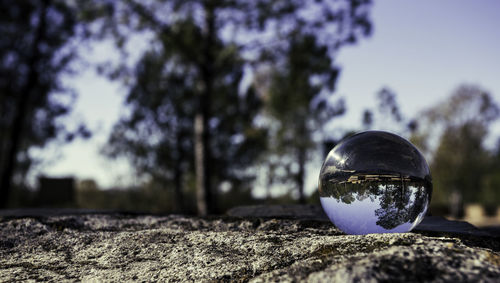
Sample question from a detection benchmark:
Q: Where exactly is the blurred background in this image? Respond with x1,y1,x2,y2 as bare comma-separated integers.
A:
1,0,499,227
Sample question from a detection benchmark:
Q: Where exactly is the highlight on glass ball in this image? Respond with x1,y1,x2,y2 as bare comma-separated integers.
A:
318,131,432,235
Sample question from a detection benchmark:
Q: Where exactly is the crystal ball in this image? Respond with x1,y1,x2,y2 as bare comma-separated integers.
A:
319,131,432,235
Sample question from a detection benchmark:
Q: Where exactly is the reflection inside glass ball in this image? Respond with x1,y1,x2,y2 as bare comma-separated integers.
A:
319,131,432,235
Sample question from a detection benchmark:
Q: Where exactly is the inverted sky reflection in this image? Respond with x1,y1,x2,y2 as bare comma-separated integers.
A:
320,185,427,235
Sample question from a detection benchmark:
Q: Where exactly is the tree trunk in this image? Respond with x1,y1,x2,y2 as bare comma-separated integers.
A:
297,146,306,204
195,1,216,216
0,0,47,208
173,132,185,213
194,114,208,215
173,166,184,213
265,162,274,202
296,118,307,204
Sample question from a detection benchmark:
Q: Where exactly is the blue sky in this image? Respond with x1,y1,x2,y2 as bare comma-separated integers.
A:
39,0,500,191
334,0,500,131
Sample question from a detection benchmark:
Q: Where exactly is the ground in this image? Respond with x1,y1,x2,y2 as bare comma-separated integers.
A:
0,205,499,282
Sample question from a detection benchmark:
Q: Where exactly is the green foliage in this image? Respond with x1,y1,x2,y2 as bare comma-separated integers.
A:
356,85,500,214
0,0,93,207
413,85,500,208
263,34,346,201
98,0,273,213
253,0,372,202
477,143,500,210
431,122,490,205
361,87,417,135
96,0,372,212
77,179,197,213
76,178,296,214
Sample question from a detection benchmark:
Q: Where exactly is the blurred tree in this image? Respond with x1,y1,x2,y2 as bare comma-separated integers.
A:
376,87,402,123
361,87,417,135
361,109,374,129
104,45,265,213
100,1,268,214
413,85,499,213
102,50,195,213
261,34,347,203
432,124,489,209
98,0,372,213
251,1,372,203
0,0,92,208
480,142,500,212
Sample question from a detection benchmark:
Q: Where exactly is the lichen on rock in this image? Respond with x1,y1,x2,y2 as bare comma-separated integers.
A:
0,208,498,282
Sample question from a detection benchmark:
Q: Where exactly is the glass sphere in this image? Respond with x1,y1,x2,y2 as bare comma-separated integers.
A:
319,131,432,235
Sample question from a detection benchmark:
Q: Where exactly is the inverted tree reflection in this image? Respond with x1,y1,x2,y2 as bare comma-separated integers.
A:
320,174,430,230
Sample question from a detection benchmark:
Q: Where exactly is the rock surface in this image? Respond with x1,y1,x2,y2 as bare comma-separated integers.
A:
0,206,499,282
